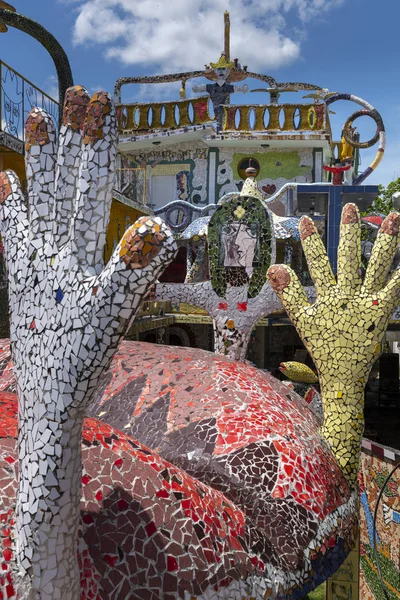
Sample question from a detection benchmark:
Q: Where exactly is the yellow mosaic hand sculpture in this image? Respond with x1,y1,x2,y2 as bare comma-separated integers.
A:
268,204,400,486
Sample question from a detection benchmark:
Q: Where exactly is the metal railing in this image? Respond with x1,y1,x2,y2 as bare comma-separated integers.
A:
137,300,172,317
117,96,213,133
116,167,147,205
222,103,328,133
0,60,59,143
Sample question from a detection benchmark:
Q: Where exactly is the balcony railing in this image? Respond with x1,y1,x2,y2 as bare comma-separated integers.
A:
117,96,329,137
117,96,213,134
116,167,147,205
222,103,328,133
0,60,59,146
137,300,172,317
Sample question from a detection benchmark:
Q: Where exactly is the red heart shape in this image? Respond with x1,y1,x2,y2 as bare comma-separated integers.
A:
262,184,276,195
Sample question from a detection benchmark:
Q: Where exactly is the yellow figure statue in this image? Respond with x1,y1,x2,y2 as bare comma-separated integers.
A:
268,205,400,485
340,125,356,161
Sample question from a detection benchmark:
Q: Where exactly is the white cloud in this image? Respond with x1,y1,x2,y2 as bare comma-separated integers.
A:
71,0,344,73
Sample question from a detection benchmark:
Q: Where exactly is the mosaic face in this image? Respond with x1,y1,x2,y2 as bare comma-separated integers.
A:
214,66,230,83
220,222,258,270
208,193,272,299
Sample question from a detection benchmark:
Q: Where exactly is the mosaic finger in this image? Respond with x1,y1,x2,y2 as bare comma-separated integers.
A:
91,217,176,340
362,212,400,294
267,264,309,318
73,91,117,276
299,216,336,294
54,85,90,247
379,265,400,313
25,107,57,239
0,170,29,294
337,204,362,293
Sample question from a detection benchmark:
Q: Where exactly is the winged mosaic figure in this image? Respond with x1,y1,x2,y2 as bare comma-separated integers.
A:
156,173,314,362
0,86,176,598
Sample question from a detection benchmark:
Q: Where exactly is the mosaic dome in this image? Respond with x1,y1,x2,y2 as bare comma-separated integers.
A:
0,340,357,599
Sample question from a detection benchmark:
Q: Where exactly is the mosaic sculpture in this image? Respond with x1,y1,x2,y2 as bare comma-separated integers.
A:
0,198,398,597
192,52,248,129
268,206,400,484
157,177,285,360
182,218,209,284
279,361,323,421
157,176,318,361
323,92,385,186
0,86,176,597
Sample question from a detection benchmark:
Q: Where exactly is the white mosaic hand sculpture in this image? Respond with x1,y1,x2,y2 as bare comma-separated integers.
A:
0,86,176,599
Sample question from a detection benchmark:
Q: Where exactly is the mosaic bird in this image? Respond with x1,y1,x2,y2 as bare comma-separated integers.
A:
279,361,318,384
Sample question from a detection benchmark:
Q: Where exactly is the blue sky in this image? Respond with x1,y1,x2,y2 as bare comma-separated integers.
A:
1,0,399,186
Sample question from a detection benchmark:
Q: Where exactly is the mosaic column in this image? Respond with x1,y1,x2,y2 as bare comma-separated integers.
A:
0,86,176,598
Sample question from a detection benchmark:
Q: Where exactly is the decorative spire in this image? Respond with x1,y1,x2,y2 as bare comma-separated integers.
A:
240,168,263,201
224,11,230,62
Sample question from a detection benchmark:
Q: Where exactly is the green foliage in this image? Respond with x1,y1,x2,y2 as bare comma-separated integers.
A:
365,177,400,216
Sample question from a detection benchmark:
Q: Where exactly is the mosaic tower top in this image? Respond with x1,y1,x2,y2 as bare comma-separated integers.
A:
115,12,385,185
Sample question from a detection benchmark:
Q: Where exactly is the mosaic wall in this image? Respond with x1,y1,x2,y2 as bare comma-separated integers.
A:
221,149,313,196
216,147,314,201
124,142,315,214
104,200,144,263
124,142,209,207
359,441,400,599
